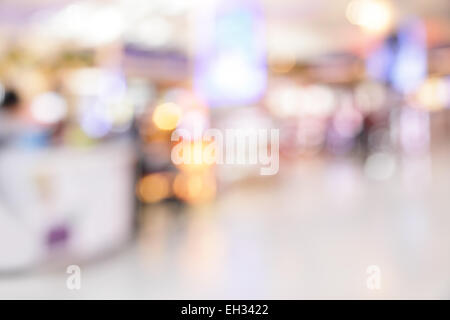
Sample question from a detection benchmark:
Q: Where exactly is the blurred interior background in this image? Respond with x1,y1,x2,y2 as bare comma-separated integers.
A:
1,0,450,299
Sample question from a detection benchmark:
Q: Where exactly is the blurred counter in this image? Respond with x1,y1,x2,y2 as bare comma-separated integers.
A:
0,138,136,271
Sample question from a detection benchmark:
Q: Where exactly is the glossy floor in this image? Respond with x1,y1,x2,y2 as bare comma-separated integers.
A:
2,151,450,299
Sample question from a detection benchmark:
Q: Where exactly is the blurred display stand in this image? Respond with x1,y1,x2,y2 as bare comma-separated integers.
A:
0,138,136,271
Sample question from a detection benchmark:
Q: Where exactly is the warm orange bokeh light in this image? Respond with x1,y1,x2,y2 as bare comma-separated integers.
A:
173,172,216,204
137,173,171,203
152,102,182,131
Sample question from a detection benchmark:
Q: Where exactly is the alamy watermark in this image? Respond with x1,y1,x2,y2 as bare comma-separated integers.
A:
171,128,279,175
366,265,381,290
66,265,81,290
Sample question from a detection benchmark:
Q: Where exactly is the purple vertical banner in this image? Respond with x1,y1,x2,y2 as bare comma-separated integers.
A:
367,19,427,94
193,0,267,107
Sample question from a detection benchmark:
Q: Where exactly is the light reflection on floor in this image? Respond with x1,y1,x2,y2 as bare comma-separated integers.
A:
1,151,450,299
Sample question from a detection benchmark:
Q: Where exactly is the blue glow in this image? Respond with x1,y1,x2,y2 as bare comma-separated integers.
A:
194,0,267,107
366,19,427,94
390,21,427,94
79,99,112,139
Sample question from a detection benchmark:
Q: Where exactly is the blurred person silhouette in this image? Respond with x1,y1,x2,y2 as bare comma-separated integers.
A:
0,88,51,148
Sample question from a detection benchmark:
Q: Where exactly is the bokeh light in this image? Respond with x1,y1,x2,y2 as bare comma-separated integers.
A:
346,0,394,34
30,92,67,124
152,102,182,131
137,173,171,203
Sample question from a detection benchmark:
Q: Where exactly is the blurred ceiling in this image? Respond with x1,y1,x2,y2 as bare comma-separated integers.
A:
0,0,449,59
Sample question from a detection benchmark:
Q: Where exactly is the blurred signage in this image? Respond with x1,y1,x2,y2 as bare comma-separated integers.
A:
194,0,267,107
123,45,189,82
367,19,427,94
